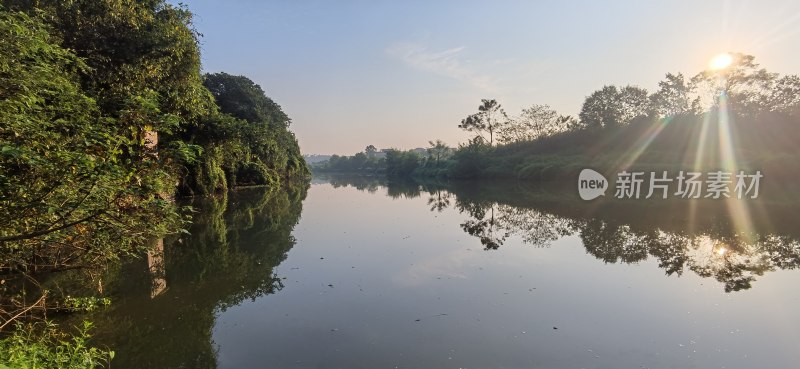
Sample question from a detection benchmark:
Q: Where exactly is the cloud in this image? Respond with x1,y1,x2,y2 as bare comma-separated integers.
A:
393,248,474,287
387,42,498,92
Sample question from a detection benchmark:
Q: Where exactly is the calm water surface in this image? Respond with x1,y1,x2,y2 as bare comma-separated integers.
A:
91,176,800,369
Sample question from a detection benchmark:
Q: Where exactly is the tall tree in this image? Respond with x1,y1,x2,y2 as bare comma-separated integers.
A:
579,86,618,129
768,75,800,115
365,145,378,158
426,140,450,166
650,73,701,117
0,10,182,296
618,86,651,123
497,104,571,143
579,85,650,128
203,72,290,129
5,0,219,194
4,0,216,127
459,99,506,146
191,72,308,193
692,53,776,118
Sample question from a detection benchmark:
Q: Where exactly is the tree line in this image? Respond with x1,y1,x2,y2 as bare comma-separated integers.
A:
312,141,456,178
0,0,308,347
326,175,800,293
462,53,798,141
383,53,800,179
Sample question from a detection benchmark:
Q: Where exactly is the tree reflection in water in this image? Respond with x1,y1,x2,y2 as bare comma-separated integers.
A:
327,175,800,293
452,186,800,293
81,184,308,369
73,175,800,368
427,189,452,212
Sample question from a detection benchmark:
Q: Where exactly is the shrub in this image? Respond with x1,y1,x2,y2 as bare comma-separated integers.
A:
0,321,113,369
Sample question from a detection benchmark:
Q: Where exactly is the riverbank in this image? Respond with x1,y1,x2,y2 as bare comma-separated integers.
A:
390,111,800,183
0,3,309,367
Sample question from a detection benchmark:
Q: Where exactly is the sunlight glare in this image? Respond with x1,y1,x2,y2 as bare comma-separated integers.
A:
709,53,733,70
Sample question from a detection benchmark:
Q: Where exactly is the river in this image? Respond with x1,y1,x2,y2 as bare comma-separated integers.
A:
84,175,800,368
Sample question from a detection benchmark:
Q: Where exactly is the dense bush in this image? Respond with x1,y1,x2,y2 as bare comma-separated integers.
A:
385,150,422,178
0,1,308,287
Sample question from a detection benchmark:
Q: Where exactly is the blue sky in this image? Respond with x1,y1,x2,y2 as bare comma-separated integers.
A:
181,0,800,154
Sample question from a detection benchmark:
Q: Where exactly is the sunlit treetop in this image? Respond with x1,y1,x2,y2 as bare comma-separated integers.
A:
709,53,733,71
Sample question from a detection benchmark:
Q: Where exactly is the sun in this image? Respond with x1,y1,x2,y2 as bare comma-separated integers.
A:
709,53,733,70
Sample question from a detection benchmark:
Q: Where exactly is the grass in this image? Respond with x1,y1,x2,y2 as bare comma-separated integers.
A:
0,321,113,369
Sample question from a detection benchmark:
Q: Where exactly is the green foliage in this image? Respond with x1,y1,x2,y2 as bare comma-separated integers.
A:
3,1,309,201
174,73,308,195
4,0,216,123
579,85,650,128
0,2,310,366
63,297,111,313
449,137,493,178
405,53,800,181
0,9,182,284
649,73,701,117
313,149,386,174
203,72,290,129
692,53,777,118
459,99,506,146
385,150,422,178
0,0,309,347
84,185,308,368
497,105,575,143
0,321,113,369
769,75,800,114
422,109,800,181
425,140,451,166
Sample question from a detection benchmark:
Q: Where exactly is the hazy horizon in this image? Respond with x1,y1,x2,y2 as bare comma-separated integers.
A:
183,0,800,155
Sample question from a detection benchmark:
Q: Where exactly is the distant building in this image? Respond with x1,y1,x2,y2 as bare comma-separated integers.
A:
372,149,393,159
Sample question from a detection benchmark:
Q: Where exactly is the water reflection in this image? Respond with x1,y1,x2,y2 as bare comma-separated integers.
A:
324,175,800,293
69,175,800,368
87,185,307,368
458,203,508,250
147,239,166,298
427,189,452,212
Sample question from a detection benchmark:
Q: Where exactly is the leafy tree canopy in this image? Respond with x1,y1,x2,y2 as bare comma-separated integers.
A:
204,72,291,129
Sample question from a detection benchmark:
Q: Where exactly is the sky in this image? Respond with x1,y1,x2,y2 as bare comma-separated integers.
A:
180,0,800,155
